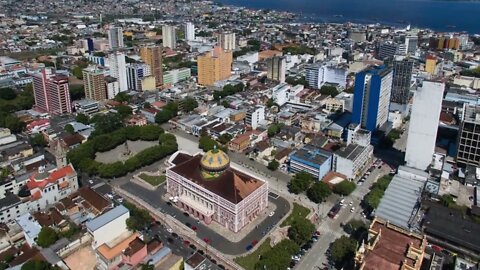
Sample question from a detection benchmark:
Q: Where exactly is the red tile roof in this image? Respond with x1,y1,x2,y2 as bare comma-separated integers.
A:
26,165,75,190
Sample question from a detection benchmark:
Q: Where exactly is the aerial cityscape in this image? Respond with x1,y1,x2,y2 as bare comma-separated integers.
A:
0,0,479,270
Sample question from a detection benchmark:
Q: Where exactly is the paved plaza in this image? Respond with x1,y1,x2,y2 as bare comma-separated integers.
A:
94,140,157,163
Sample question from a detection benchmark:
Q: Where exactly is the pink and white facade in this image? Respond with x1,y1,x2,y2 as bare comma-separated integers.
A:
166,151,269,233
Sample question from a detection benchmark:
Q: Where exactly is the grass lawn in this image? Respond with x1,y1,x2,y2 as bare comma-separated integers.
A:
234,238,272,270
138,174,166,186
281,202,310,227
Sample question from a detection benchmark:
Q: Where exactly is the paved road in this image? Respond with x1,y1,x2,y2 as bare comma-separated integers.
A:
121,181,291,255
295,165,391,269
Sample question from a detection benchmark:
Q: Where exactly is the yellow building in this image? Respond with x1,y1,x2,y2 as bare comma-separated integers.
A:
425,55,437,75
139,46,163,88
141,76,156,91
197,47,232,86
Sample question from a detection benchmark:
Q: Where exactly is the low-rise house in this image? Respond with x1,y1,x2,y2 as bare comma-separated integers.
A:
86,205,129,249
228,133,250,152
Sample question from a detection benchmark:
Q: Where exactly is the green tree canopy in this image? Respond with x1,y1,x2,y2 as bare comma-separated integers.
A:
0,88,17,100
30,134,47,147
124,202,152,231
254,239,299,270
267,123,284,137
182,97,198,112
288,171,314,194
320,85,339,97
36,227,59,248
330,236,357,267
199,135,218,152
75,113,89,125
155,102,178,124
64,124,75,134
90,113,124,136
69,85,85,101
116,105,133,118
287,218,315,245
21,260,58,270
333,181,356,196
217,133,232,145
307,181,331,203
267,160,280,171
114,92,131,103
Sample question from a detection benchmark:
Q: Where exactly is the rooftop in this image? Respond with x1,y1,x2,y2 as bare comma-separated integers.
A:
169,153,265,204
86,205,128,232
336,143,367,160
97,232,140,261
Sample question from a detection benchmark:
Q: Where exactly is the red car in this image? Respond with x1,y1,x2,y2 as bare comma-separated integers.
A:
252,240,258,246
191,226,198,231
315,231,321,236
183,240,190,245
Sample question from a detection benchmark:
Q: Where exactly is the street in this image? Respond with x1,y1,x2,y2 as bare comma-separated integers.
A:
295,165,391,269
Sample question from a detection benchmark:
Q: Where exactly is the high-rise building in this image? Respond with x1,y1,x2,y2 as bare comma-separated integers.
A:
218,32,236,51
139,46,163,88
405,81,444,170
32,68,72,115
107,52,128,92
185,22,195,41
83,66,107,101
246,105,265,130
378,42,406,60
197,47,232,86
456,104,480,167
305,63,347,89
267,56,286,83
105,76,119,100
162,25,176,49
352,66,393,132
126,63,151,91
391,57,414,104
405,35,418,55
108,26,124,49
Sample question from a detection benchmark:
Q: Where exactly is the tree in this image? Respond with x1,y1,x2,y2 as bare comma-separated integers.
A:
75,113,89,125
267,160,279,171
439,194,455,208
307,181,331,203
344,219,367,241
155,103,178,124
114,92,131,102
0,88,17,100
72,66,83,79
124,202,152,231
288,218,315,245
288,172,314,194
143,102,151,109
3,115,25,133
90,113,124,136
333,181,356,196
21,260,58,270
330,236,357,267
199,135,217,152
255,239,299,270
36,227,59,248
116,105,133,118
217,133,232,145
267,123,284,137
64,124,75,134
182,97,198,112
69,85,85,101
30,134,47,147
320,85,339,97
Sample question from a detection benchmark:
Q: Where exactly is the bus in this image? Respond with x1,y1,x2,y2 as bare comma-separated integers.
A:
328,204,341,219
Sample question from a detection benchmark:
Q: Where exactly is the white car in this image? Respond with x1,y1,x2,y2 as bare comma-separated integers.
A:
167,228,173,233
106,193,113,199
269,211,275,217
88,179,94,184
348,202,353,206
350,207,355,213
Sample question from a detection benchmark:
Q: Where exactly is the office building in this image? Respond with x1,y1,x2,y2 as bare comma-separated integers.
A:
218,32,236,51
105,76,119,99
456,104,480,166
405,35,418,55
162,25,176,49
267,56,286,83
139,46,163,88
108,26,124,49
378,42,406,60
333,143,373,179
246,105,265,130
107,52,128,92
305,63,347,89
391,57,414,104
289,145,333,181
163,68,191,86
405,81,444,170
352,66,393,132
197,47,232,86
126,63,151,91
166,150,268,233
83,66,107,101
32,68,72,114
185,22,195,41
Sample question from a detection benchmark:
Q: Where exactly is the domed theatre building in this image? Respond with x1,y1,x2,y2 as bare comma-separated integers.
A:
166,148,268,233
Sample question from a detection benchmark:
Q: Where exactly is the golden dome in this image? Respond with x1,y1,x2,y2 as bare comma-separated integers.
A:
200,147,230,174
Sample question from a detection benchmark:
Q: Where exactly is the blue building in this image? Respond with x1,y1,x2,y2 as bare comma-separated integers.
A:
86,38,94,53
352,66,393,132
289,146,333,181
